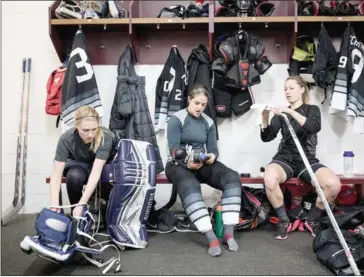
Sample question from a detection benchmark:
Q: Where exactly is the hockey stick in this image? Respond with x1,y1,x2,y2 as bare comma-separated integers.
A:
21,58,32,207
2,58,31,226
281,113,361,276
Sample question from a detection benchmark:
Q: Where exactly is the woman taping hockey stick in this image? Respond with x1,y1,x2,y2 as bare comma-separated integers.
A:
165,84,242,257
48,105,117,217
258,75,341,240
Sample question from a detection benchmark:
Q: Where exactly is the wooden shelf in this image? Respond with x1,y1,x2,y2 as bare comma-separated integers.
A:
297,16,364,22
132,17,209,24
48,5,364,65
50,16,363,27
215,16,295,23
51,18,129,25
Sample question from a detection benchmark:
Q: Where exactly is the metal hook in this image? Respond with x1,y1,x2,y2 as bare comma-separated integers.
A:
238,23,242,30
156,24,160,30
182,23,185,29
348,22,351,26
321,22,324,27
265,22,268,28
78,24,82,29
104,24,107,30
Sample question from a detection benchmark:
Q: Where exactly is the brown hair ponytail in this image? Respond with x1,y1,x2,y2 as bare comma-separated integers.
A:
285,75,310,104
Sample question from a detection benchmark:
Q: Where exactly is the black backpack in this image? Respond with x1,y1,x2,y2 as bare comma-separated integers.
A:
313,228,364,275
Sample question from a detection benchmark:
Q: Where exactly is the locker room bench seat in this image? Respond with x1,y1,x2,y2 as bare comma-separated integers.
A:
45,174,364,200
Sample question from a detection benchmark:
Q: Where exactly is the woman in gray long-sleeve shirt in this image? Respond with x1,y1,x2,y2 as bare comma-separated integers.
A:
165,84,242,257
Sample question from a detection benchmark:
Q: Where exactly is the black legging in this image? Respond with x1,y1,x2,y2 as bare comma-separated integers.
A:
65,165,89,207
165,161,242,233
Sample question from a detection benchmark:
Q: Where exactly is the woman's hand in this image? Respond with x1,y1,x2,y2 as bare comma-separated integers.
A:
50,207,61,213
205,153,216,165
72,205,84,218
271,106,292,116
187,160,203,170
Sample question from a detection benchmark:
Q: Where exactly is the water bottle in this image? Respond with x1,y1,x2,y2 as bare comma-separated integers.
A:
214,203,224,239
343,151,355,177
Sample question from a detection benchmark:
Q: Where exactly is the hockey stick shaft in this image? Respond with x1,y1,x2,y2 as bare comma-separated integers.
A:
2,59,27,226
20,58,32,206
281,113,361,276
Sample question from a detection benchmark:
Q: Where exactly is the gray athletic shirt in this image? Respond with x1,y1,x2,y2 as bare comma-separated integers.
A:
54,127,117,164
167,109,219,158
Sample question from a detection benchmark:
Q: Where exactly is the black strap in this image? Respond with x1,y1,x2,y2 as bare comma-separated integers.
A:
56,115,61,128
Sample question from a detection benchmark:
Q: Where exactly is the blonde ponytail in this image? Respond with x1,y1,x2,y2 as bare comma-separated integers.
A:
91,127,104,153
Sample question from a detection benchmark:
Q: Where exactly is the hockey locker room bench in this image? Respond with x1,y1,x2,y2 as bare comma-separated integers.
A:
46,174,364,200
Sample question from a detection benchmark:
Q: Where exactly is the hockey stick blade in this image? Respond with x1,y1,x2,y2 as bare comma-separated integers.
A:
281,113,361,276
2,201,24,225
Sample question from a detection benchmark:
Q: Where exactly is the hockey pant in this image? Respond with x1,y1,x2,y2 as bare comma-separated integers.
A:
102,139,157,249
213,86,254,118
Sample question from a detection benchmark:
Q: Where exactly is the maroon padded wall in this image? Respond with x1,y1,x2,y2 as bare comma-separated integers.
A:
137,30,209,64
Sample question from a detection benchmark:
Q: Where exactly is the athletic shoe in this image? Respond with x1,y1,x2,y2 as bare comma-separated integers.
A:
175,218,199,232
274,221,292,240
304,220,320,237
146,208,176,234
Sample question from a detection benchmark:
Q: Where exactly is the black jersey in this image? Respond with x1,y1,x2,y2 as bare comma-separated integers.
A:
261,104,321,158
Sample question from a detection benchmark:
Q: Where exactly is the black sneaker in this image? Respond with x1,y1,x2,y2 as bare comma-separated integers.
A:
274,221,292,240
146,209,176,234
175,218,199,232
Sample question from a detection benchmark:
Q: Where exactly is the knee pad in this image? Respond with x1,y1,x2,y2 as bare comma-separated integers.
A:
102,139,156,249
221,171,241,189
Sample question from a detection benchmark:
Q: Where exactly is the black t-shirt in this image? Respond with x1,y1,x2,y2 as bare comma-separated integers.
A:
261,103,321,158
54,127,117,164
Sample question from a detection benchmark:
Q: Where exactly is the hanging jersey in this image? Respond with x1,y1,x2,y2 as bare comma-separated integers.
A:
154,47,187,132
346,36,364,118
329,26,355,114
347,36,364,134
